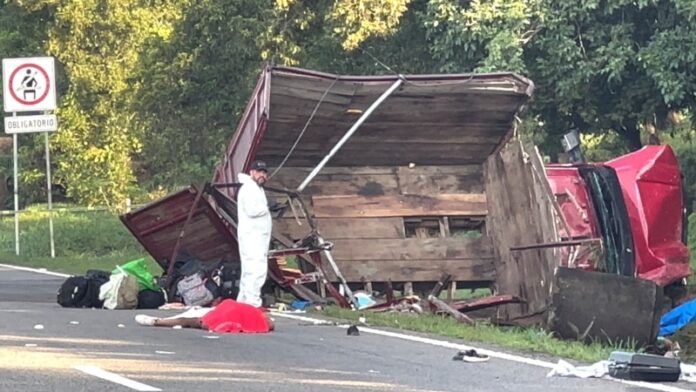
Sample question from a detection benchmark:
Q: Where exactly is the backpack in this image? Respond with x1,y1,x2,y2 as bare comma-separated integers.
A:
211,261,241,299
57,275,108,308
177,273,215,306
137,289,166,309
57,276,89,307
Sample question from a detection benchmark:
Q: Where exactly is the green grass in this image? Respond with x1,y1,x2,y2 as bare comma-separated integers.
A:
318,307,636,363
0,203,160,275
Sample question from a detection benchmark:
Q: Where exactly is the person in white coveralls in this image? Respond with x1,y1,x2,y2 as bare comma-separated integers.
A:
236,160,272,308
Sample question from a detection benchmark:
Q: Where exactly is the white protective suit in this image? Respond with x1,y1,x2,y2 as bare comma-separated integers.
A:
236,173,272,308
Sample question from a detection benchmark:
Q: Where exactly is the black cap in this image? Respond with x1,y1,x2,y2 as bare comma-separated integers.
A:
250,160,268,172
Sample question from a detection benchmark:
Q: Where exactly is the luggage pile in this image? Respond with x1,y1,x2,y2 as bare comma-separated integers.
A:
56,252,241,310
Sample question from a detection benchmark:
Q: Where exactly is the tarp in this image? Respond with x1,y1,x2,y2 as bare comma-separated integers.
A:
659,297,696,336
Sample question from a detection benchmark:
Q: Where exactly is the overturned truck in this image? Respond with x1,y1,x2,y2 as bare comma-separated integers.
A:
122,65,689,344
122,66,533,301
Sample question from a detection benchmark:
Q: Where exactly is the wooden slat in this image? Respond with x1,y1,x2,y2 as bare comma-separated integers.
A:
330,237,493,261
268,165,484,196
268,171,399,196
273,217,405,240
324,258,496,282
312,194,487,218
397,166,483,194
484,140,561,325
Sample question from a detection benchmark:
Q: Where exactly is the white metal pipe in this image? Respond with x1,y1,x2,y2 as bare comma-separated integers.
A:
12,124,18,256
297,78,404,192
45,132,55,258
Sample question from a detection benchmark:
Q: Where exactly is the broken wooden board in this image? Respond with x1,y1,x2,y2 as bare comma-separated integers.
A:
323,258,495,282
267,165,484,196
273,217,406,240
312,194,487,218
484,140,562,325
548,267,665,347
329,237,493,261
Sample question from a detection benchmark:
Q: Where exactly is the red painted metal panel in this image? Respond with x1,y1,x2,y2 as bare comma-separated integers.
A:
120,187,239,271
606,145,690,286
545,166,599,240
213,66,271,199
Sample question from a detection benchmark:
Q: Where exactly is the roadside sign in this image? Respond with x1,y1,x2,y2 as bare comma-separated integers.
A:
2,57,56,112
4,114,58,134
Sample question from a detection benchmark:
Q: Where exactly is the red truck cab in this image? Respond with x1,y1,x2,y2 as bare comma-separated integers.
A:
546,145,690,291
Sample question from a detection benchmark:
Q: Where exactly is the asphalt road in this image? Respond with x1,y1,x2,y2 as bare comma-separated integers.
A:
1,264,694,392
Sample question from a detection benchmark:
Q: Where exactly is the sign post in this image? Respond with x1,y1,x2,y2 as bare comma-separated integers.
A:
2,57,58,257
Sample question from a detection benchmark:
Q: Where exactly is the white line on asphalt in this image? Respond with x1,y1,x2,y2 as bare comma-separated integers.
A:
73,365,161,391
271,312,693,392
0,263,70,277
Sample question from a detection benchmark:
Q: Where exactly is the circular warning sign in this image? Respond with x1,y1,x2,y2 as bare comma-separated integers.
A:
2,57,56,113
9,64,50,106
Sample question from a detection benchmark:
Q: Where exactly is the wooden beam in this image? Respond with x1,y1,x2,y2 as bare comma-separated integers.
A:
428,295,475,325
329,237,493,261
323,258,495,282
273,217,406,240
312,194,487,218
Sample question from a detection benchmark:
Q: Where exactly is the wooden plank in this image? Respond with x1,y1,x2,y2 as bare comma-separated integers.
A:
268,170,399,196
330,237,493,261
397,166,483,194
273,217,406,240
429,295,475,325
268,165,483,196
324,258,496,282
404,282,414,296
313,194,487,218
484,140,561,326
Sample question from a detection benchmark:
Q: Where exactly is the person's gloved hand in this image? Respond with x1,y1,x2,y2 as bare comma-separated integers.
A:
268,199,289,214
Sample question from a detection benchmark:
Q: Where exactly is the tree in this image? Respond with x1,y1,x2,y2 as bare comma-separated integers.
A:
15,0,183,206
328,0,696,156
132,0,272,188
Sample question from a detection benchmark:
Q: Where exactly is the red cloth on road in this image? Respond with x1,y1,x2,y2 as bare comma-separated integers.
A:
200,299,270,333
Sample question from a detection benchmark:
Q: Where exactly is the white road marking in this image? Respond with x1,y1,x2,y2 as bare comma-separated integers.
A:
8,262,687,392
73,365,161,391
0,263,70,277
271,312,694,392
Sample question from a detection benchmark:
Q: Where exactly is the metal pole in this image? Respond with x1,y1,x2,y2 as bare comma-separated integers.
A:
297,77,404,192
45,132,55,258
12,113,19,256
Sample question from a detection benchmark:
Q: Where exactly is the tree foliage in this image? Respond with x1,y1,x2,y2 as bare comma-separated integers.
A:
2,0,696,205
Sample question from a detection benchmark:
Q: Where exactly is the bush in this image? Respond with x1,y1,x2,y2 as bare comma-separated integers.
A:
0,204,144,258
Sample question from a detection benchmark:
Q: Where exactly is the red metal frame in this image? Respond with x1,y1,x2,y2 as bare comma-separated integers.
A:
268,248,351,308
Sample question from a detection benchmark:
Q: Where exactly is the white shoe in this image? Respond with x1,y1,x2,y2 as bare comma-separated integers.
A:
135,315,158,326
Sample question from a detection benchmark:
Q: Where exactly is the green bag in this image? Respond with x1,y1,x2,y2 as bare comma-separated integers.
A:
113,258,157,291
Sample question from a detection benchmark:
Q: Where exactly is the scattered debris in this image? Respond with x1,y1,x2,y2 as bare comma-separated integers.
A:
347,325,360,336
428,295,474,326
452,349,489,363
608,351,680,382
353,292,376,309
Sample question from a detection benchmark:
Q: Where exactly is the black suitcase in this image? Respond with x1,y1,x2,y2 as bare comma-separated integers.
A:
608,351,680,382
